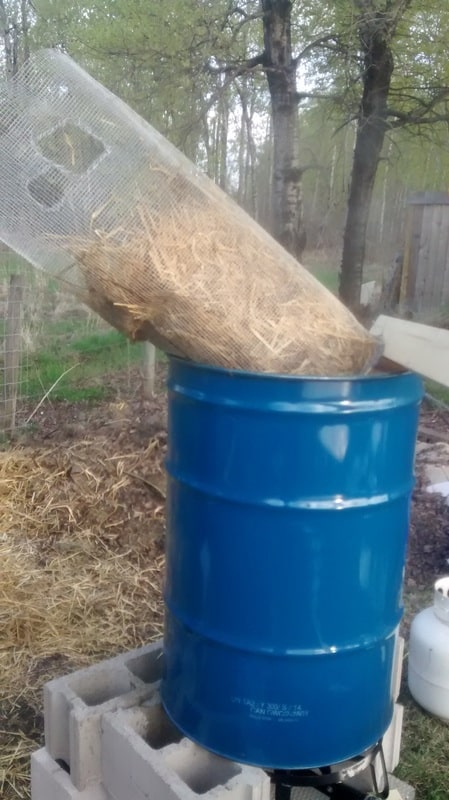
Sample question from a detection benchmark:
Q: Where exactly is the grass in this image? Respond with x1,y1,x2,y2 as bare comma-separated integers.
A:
425,380,449,407
395,589,449,799
20,328,145,402
305,257,384,294
1,311,148,409
0,254,161,411
0,256,161,427
0,250,29,275
397,689,449,800
311,265,339,292
304,255,340,292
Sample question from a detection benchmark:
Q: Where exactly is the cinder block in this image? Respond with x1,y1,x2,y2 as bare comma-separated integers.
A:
101,702,270,800
31,748,110,800
383,703,404,773
392,636,405,702
44,640,163,790
39,635,407,800
388,775,416,800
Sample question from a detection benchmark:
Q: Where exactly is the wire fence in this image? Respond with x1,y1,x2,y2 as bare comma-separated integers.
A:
0,247,155,433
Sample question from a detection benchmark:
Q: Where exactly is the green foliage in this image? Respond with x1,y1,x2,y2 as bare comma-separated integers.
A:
425,380,449,407
29,0,449,269
12,0,449,247
305,257,340,291
32,0,264,161
299,95,449,256
20,326,145,402
297,0,449,126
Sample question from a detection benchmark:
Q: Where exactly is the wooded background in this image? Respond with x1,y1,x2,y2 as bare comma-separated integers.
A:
1,0,449,309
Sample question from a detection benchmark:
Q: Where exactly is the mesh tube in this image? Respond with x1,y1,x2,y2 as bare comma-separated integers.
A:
0,50,381,375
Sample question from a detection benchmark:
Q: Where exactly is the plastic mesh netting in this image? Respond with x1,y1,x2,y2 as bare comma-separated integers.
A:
0,50,381,375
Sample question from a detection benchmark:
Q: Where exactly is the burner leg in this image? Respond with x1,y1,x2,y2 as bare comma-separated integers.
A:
274,781,292,800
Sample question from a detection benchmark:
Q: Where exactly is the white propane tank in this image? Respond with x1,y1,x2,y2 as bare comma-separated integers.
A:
408,576,449,722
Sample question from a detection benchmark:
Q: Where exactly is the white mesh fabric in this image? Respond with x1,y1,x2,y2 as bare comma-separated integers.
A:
0,50,381,375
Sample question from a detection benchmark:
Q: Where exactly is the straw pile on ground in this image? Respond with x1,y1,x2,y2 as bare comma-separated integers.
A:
68,202,381,376
0,432,166,799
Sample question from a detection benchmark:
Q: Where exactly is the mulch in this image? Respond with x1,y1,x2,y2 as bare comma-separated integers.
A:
11,373,449,590
408,404,449,589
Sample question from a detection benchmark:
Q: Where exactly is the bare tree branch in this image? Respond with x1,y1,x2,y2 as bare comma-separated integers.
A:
388,88,449,126
292,34,338,67
205,52,267,76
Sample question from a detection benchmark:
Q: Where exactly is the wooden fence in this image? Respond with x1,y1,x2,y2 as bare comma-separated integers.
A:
400,191,449,315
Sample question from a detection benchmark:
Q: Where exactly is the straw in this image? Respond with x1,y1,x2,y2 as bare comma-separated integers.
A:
58,201,381,376
0,436,166,798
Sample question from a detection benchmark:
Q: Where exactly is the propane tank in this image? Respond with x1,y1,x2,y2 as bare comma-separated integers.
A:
408,576,449,722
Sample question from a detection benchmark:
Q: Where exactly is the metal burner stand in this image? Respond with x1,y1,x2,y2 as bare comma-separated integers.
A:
270,740,389,800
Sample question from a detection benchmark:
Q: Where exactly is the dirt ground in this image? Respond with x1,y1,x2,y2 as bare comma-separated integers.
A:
1,365,448,798
10,366,449,636
15,366,449,592
407,405,449,590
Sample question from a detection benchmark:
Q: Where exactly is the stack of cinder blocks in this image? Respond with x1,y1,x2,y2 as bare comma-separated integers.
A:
31,637,409,800
31,639,270,800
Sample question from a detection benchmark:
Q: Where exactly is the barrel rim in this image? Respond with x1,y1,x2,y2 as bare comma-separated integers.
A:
167,355,420,384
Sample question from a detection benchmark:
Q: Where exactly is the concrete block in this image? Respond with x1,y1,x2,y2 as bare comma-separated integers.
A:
101,703,270,800
388,775,416,800
39,635,408,800
31,748,110,800
383,703,404,773
392,636,405,702
44,640,163,790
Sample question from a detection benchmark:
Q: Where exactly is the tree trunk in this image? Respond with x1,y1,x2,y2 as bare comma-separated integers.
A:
378,140,392,246
21,0,30,63
245,106,258,218
262,0,306,259
0,0,14,78
237,81,258,217
339,13,394,309
237,99,246,205
217,87,229,191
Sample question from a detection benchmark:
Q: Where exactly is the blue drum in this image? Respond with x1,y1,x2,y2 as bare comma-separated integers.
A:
161,358,422,768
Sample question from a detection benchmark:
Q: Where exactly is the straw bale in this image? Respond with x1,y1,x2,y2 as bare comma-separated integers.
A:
64,202,381,376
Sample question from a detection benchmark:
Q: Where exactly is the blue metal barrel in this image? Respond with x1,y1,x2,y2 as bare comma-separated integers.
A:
161,358,422,769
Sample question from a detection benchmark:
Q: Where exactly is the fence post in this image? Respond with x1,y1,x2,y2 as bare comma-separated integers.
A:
3,273,24,431
142,342,156,398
